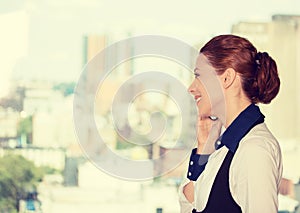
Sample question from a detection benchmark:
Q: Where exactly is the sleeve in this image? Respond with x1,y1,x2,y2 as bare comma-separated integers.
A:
231,139,282,213
178,177,195,213
178,148,211,213
187,148,210,181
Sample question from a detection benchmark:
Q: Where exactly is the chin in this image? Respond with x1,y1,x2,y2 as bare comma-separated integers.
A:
198,112,210,119
197,107,211,117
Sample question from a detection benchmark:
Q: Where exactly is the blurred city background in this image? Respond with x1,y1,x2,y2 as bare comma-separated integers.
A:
1,0,300,212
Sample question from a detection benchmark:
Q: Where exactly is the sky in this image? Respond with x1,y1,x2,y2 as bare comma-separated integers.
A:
0,0,300,97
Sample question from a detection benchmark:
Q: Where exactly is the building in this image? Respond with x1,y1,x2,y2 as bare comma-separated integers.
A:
0,107,20,147
20,81,77,148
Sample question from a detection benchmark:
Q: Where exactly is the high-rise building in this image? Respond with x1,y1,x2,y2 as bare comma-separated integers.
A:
232,15,300,141
79,34,135,153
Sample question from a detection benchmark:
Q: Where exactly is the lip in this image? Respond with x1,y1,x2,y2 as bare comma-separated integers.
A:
194,95,202,103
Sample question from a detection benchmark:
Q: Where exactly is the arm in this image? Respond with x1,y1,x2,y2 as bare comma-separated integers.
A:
183,147,210,203
181,118,222,203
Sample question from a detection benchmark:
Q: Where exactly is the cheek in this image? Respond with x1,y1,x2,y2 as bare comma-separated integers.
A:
197,92,212,111
201,98,211,110
201,88,210,105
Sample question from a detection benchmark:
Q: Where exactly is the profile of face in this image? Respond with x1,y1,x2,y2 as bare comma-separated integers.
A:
188,70,211,119
188,54,226,123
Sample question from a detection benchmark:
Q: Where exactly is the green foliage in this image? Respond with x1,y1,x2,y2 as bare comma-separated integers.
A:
17,116,32,135
36,166,61,178
53,82,76,97
17,116,33,144
0,155,42,212
0,198,17,213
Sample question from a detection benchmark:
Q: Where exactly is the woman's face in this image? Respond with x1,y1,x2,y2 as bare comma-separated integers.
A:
188,56,212,119
188,54,225,121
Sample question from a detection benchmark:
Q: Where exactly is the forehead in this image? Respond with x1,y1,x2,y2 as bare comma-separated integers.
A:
194,54,215,73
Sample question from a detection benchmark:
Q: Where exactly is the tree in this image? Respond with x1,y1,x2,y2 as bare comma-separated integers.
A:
0,155,42,212
17,116,33,145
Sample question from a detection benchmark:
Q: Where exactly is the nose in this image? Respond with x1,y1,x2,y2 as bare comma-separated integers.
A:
188,80,197,95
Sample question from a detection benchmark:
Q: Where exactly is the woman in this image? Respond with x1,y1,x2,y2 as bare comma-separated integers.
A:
179,35,282,213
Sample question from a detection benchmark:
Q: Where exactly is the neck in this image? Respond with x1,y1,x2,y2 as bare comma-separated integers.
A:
225,97,252,128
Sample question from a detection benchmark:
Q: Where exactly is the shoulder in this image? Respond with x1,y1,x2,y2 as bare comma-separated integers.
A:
238,123,281,158
231,122,282,181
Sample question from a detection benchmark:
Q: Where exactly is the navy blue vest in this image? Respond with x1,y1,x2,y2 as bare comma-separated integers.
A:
192,150,242,213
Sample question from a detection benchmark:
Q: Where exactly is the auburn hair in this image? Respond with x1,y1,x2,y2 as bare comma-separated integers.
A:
200,34,280,104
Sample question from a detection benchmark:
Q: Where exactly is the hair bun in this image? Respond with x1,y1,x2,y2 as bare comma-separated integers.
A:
255,52,280,104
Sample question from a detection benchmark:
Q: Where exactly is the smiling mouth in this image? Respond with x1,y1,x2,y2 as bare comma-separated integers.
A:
195,96,202,103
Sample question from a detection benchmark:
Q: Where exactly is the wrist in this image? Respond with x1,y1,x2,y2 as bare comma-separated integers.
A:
197,143,214,154
196,143,205,154
187,148,210,181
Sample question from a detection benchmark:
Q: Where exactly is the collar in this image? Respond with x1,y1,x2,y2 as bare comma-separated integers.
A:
215,104,265,153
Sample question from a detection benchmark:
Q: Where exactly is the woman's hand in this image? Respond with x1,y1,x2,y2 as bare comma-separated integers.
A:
196,116,222,154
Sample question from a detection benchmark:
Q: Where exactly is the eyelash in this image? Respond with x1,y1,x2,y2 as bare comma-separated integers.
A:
194,73,200,78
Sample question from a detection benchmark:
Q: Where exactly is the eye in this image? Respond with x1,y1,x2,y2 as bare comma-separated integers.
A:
194,73,200,78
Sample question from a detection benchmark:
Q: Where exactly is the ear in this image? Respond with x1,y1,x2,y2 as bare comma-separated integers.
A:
221,68,236,89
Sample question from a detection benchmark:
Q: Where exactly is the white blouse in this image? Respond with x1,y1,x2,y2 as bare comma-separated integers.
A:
179,123,283,213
